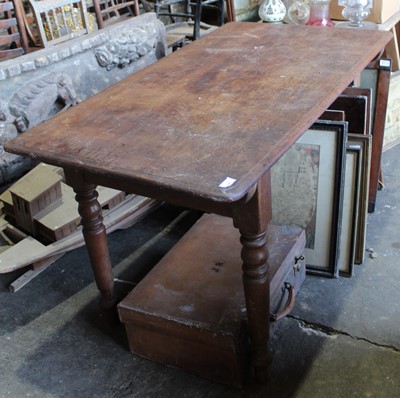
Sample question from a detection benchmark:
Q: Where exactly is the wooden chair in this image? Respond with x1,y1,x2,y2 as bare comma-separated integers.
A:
154,0,225,42
0,0,28,60
28,0,90,47
92,0,140,29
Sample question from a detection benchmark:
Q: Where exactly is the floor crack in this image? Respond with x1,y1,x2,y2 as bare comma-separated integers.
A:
288,315,400,354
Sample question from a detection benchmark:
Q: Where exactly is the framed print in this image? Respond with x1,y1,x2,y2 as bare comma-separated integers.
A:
329,93,369,135
271,120,347,277
343,87,372,135
319,109,346,122
338,145,362,277
348,133,372,265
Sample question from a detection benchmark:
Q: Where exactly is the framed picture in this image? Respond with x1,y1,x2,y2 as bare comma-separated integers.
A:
348,133,372,265
329,93,369,135
338,145,362,277
271,120,347,277
319,109,345,122
343,87,372,135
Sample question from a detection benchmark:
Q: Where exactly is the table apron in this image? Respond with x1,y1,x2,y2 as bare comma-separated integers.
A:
63,167,260,218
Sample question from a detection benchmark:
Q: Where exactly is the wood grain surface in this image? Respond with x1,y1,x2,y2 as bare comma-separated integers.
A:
6,22,392,203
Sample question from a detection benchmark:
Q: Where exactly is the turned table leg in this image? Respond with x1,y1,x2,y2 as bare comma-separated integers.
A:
241,229,270,381
233,171,272,382
65,169,115,309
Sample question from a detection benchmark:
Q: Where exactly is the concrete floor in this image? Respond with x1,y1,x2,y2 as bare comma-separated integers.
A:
1,145,400,398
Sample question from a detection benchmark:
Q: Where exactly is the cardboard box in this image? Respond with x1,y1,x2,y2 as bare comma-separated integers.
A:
330,1,400,24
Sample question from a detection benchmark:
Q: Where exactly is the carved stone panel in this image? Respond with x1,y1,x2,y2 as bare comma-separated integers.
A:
0,13,167,184
95,28,155,71
9,72,78,133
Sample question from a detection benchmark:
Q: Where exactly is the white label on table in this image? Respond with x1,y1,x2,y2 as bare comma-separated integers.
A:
219,177,237,188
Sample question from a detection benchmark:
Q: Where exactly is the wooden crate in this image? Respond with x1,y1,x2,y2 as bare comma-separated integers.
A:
118,214,306,387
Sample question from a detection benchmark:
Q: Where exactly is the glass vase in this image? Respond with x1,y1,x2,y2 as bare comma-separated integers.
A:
259,0,287,22
306,0,334,27
284,0,311,24
335,0,377,30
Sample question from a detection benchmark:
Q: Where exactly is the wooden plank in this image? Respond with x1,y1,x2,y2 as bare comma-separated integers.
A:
0,47,23,59
0,195,159,274
0,32,20,46
0,2,14,13
166,33,186,49
12,0,29,53
0,237,47,273
0,17,17,29
9,253,65,292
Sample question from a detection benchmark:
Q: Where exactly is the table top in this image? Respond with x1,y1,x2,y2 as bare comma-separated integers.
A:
6,22,392,203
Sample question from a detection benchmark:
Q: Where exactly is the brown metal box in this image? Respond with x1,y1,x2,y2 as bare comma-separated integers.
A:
118,214,306,387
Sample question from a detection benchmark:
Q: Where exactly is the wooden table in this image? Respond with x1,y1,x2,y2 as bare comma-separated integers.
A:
5,22,392,380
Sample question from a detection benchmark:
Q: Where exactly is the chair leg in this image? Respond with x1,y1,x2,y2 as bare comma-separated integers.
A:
92,0,105,29
194,0,202,40
12,0,29,52
217,0,224,26
133,0,140,16
225,0,235,22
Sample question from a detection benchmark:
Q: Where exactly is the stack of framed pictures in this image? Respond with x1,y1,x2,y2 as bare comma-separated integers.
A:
271,88,373,278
